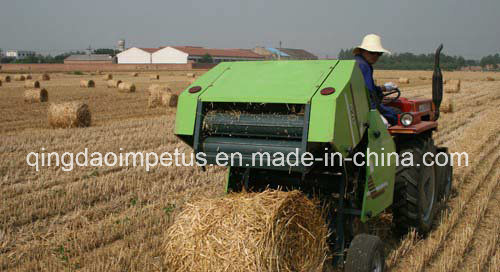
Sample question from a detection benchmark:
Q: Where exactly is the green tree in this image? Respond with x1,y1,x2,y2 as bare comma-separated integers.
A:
199,53,214,63
93,48,117,57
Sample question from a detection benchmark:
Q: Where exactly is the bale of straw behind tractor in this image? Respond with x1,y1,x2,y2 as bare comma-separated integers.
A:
486,76,495,81
445,80,461,93
24,88,48,103
118,82,136,92
24,80,40,88
1,75,11,82
80,80,95,88
398,77,410,84
150,74,160,80
14,75,26,81
131,72,139,77
107,79,122,88
103,74,113,80
48,102,91,128
148,85,178,108
39,73,50,81
164,190,329,272
441,96,455,113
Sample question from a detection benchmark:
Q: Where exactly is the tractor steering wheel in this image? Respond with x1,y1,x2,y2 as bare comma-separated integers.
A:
382,88,401,104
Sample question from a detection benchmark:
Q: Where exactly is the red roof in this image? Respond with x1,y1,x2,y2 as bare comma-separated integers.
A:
172,46,264,59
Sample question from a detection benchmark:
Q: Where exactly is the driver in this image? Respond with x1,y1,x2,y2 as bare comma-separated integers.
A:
353,34,398,126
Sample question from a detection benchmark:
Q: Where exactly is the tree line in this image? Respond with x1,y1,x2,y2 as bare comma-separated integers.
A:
338,48,499,70
0,48,117,64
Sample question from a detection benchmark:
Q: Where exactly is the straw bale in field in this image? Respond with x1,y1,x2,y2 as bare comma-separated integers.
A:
107,79,122,88
103,74,112,80
419,76,427,80
14,75,26,81
150,74,160,80
39,73,50,81
1,75,11,82
486,76,495,81
186,72,195,78
118,82,136,92
131,72,139,77
444,82,460,93
25,74,32,80
448,79,461,88
24,80,40,88
164,190,329,272
80,79,95,88
398,77,410,84
24,88,48,103
148,85,177,107
441,97,455,113
48,102,91,128
0,80,2,87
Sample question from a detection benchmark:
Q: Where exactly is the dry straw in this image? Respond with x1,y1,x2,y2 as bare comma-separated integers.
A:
186,72,195,78
164,190,330,272
48,102,91,128
148,85,178,108
445,79,461,93
24,88,48,103
131,72,139,77
107,79,122,88
25,74,32,80
118,82,136,92
0,80,2,87
486,76,495,81
80,79,95,88
39,73,50,81
14,75,26,81
398,77,410,84
2,75,11,82
150,74,160,80
103,74,113,80
441,96,455,113
24,80,40,88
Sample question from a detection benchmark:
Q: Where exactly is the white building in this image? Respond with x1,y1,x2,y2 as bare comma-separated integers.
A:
5,50,36,59
116,47,158,64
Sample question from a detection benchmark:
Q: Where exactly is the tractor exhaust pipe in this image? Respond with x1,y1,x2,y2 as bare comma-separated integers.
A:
432,44,444,121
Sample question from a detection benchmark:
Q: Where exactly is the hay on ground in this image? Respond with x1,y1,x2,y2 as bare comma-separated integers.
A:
1,76,11,82
25,74,32,80
186,72,195,78
150,74,160,80
448,79,461,88
48,102,91,128
39,73,50,81
107,79,122,88
441,96,455,113
148,85,178,108
103,74,113,80
486,76,495,81
24,88,48,103
419,76,427,80
131,72,139,77
444,82,460,93
24,80,40,88
80,79,95,88
14,75,26,81
0,80,2,87
398,77,410,84
164,190,330,272
118,82,136,92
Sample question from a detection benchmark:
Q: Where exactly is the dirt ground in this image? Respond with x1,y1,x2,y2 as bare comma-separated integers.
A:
0,69,498,271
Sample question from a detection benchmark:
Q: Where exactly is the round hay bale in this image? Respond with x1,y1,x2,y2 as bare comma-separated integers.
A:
107,79,122,88
444,82,460,93
398,77,410,84
25,74,32,80
448,79,461,88
486,76,495,81
118,82,136,92
39,73,50,81
419,76,427,80
186,72,195,78
24,88,48,103
80,79,95,88
131,72,139,77
14,75,26,81
164,190,329,272
24,80,40,88
0,80,2,87
161,92,178,107
150,74,160,80
2,75,11,82
48,102,91,128
148,86,177,108
103,74,113,80
441,97,455,113
443,79,447,84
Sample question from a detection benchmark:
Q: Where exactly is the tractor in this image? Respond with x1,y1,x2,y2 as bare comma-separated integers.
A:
174,45,452,271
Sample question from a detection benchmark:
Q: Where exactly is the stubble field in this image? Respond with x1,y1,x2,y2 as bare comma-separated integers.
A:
0,69,499,271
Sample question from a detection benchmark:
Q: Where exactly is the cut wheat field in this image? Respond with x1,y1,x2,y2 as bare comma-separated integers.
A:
0,69,499,271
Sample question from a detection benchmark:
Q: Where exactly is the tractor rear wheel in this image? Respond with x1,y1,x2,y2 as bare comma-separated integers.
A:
393,137,438,235
345,234,385,272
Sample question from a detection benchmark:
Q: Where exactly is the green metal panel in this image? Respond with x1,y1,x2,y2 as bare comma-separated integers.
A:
361,110,396,222
174,63,232,136
199,60,338,103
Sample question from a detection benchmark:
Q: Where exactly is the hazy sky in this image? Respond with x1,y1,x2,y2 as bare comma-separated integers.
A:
1,0,498,59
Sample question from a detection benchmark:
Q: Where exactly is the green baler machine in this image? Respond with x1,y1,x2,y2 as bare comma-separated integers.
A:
174,48,452,271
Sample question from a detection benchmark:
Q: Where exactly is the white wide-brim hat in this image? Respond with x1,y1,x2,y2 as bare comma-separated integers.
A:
353,34,391,55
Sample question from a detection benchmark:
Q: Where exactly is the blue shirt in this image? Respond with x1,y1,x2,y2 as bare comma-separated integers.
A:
355,54,398,125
